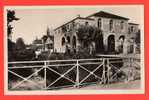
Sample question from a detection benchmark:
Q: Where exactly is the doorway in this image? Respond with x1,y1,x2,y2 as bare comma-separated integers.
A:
107,35,115,53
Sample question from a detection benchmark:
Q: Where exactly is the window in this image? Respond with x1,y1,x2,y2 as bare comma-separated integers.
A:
67,24,69,31
72,36,76,48
58,29,61,33
69,23,73,31
85,21,89,26
66,36,70,44
62,26,67,33
118,35,125,53
109,19,113,31
72,21,75,27
128,27,131,34
98,18,102,29
61,37,65,46
120,21,124,30
55,30,57,34
131,26,134,32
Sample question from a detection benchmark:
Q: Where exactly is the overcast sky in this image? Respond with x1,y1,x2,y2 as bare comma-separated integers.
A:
6,5,144,44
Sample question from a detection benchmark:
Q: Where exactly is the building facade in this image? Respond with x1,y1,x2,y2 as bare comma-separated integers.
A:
54,11,140,54
32,27,54,53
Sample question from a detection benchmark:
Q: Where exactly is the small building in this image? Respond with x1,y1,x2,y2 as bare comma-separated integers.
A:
32,28,54,53
32,38,43,51
54,11,140,55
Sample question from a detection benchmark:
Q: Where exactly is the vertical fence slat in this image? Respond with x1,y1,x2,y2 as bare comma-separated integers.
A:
102,58,106,84
75,60,80,88
107,58,110,84
44,61,47,90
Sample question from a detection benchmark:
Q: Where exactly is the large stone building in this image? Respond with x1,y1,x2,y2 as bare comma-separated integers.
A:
54,11,140,54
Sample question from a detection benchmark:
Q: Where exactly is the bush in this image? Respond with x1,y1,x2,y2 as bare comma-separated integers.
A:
14,49,36,61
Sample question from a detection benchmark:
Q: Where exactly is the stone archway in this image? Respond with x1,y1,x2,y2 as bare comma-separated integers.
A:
107,35,115,53
118,35,125,53
72,36,77,53
72,36,76,48
61,37,65,46
66,36,70,44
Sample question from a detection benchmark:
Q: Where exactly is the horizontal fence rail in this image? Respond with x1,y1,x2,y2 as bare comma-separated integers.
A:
8,57,140,90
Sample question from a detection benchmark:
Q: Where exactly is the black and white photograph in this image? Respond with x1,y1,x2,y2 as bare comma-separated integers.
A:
4,5,144,94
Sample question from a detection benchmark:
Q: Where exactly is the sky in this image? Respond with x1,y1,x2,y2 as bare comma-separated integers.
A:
5,5,144,44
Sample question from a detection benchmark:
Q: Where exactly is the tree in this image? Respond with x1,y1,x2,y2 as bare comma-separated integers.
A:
14,38,36,61
76,25,104,54
15,38,26,50
7,10,19,61
77,25,103,47
7,10,19,36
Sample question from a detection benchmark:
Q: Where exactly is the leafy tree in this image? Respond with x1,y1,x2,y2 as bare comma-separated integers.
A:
7,10,19,61
12,38,36,61
76,25,103,51
7,10,19,36
15,38,26,50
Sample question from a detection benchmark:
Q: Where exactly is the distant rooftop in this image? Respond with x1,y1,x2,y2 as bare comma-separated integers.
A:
88,11,129,20
33,39,42,44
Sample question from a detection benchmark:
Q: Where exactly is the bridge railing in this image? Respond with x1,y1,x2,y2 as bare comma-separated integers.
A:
8,57,140,90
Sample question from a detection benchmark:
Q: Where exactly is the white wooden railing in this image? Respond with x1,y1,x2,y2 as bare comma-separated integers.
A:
8,57,140,90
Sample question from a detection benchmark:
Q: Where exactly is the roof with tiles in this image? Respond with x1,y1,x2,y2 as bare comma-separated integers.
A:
88,11,129,20
54,17,94,31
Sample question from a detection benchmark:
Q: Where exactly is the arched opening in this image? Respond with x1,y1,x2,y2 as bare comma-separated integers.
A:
61,37,65,46
128,38,135,54
118,35,125,53
85,21,89,26
72,36,76,48
109,20,113,31
130,26,134,32
72,36,77,53
119,35,125,40
98,18,102,29
66,36,70,44
107,35,115,53
120,21,124,30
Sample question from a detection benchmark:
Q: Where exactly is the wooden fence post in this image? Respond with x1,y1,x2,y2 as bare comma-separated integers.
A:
75,60,80,88
44,61,47,90
102,58,106,84
107,58,110,84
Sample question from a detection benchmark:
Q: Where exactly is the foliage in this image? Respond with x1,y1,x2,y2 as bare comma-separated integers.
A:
77,25,102,41
15,38,26,50
8,37,36,61
7,10,20,61
72,46,94,59
76,25,103,49
13,49,36,61
7,10,19,36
